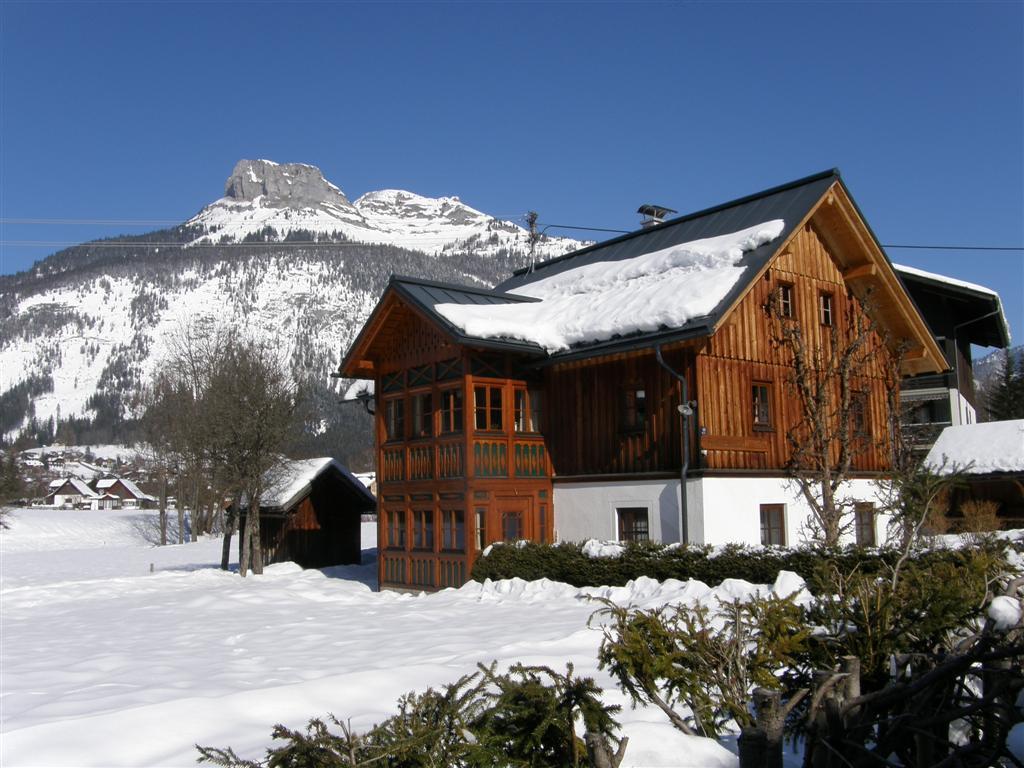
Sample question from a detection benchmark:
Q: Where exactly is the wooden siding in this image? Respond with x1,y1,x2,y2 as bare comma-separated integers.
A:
698,223,894,472
544,348,692,476
375,346,553,591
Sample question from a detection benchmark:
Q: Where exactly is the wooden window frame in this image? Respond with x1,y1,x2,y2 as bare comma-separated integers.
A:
475,507,487,551
779,283,795,319
760,504,786,547
854,502,876,547
412,509,434,551
851,390,870,438
752,381,773,432
439,387,464,434
819,292,834,327
411,391,433,439
513,388,544,433
441,509,465,552
616,506,650,543
386,509,406,550
621,386,647,433
384,398,405,443
474,384,504,432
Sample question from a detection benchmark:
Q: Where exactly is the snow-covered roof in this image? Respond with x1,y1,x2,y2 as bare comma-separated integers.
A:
894,264,998,297
95,478,117,489
436,220,785,353
259,457,376,511
925,419,1024,475
52,478,99,497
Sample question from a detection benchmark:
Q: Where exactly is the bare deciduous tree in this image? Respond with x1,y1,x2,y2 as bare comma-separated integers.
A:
766,288,898,547
143,328,299,576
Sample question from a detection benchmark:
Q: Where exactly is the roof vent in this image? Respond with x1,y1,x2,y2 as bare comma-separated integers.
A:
637,203,677,229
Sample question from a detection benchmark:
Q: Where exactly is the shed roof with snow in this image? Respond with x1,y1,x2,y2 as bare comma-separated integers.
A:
926,420,1024,475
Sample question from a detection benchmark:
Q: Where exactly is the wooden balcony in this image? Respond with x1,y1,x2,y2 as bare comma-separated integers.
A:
437,441,464,479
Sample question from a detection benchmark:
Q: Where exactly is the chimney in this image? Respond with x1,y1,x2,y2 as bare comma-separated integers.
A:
637,204,677,229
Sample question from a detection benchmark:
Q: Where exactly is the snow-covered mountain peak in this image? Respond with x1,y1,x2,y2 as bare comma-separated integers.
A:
354,188,488,227
184,159,582,259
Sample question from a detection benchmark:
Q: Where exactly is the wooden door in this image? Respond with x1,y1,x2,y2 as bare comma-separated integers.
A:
489,496,533,544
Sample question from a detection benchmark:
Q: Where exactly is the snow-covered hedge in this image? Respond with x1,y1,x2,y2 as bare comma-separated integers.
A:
471,538,1015,592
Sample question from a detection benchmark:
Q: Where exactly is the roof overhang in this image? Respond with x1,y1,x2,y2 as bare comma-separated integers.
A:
801,181,948,377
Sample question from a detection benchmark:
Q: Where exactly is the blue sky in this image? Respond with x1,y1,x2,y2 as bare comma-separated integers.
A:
2,1,1022,346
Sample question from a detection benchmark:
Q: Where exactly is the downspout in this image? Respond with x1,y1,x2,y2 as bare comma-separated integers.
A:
655,345,694,544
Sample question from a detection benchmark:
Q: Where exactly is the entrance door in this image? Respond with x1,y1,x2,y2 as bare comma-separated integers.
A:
488,496,533,545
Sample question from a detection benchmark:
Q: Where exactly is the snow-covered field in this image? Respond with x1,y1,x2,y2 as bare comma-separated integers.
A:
1,508,808,767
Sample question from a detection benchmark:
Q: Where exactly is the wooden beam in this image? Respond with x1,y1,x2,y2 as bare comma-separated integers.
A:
842,263,877,282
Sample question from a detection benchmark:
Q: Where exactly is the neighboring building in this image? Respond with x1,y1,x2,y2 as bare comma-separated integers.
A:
93,477,156,509
47,478,99,508
896,265,1011,452
339,169,947,591
239,458,377,569
925,419,1024,526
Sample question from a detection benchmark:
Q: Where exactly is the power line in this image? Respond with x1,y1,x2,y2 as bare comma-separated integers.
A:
880,244,1023,252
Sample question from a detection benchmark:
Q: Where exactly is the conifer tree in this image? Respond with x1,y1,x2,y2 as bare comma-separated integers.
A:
987,349,1024,421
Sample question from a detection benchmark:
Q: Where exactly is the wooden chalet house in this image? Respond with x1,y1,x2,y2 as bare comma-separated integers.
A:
339,170,947,592
894,266,1010,453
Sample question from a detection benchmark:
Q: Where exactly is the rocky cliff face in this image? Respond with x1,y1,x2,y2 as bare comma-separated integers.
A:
224,159,354,209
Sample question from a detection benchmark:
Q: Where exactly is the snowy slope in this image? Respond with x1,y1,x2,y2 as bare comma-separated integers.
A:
0,159,585,441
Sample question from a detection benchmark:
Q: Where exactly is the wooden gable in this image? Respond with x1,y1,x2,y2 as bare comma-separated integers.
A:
340,288,461,379
710,180,947,378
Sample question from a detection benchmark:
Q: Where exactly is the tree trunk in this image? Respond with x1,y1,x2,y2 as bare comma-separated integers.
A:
221,504,236,571
239,510,251,578
159,471,168,546
191,472,200,542
176,472,184,544
249,485,264,575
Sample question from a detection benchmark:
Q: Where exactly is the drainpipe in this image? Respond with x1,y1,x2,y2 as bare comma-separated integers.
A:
655,345,694,544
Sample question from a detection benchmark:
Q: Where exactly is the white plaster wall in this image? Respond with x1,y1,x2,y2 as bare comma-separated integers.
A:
554,476,893,548
695,477,892,547
553,479,683,544
949,388,976,426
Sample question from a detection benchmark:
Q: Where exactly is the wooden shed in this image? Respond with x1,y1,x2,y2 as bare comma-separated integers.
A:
241,458,377,569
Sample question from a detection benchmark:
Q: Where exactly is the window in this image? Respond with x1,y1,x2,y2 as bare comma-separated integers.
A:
855,502,876,547
819,292,834,327
475,508,486,550
412,393,433,438
617,507,650,543
779,284,794,318
441,510,465,551
622,387,647,431
412,509,433,550
386,510,406,549
760,504,786,546
502,511,523,542
474,385,503,431
439,388,463,434
851,391,870,437
752,383,772,430
384,398,404,441
514,389,543,432
539,504,547,544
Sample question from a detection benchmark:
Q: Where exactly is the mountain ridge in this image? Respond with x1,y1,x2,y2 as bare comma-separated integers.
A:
0,160,585,465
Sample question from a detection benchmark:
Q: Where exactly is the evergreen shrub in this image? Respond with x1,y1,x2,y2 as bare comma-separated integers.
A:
470,539,1007,594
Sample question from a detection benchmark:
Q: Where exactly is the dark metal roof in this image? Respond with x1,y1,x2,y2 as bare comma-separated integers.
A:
388,275,548,356
895,267,1011,348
